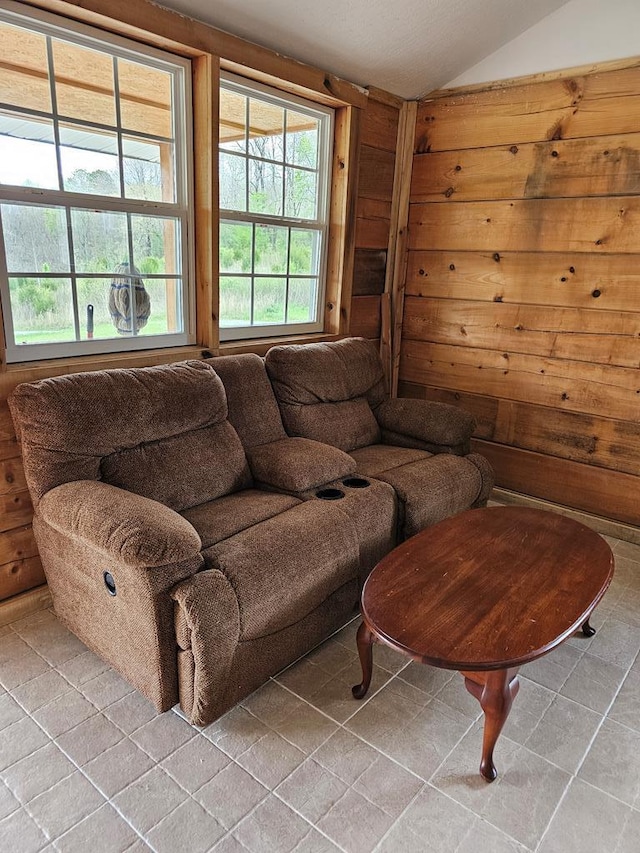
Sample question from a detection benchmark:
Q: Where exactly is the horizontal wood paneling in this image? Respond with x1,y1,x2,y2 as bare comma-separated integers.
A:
0,556,45,600
0,526,39,566
399,382,640,478
350,296,382,339
400,340,640,423
0,492,34,534
409,196,640,254
358,145,396,200
402,297,640,368
403,62,640,525
411,133,640,203
405,251,640,311
416,66,640,153
356,217,392,250
472,440,640,527
360,100,400,152
353,249,387,296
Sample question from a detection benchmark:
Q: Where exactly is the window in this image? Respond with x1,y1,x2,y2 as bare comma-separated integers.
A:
219,73,333,340
0,3,193,362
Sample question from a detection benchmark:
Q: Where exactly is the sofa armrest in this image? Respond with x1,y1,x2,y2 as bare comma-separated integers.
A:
375,398,475,450
39,480,202,568
247,437,356,493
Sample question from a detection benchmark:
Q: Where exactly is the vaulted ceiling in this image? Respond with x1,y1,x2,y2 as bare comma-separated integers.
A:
157,0,571,99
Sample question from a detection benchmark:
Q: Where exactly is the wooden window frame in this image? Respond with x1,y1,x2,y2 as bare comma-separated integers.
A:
0,0,364,379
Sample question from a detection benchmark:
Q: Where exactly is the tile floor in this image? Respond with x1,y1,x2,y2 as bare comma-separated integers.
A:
1,534,640,852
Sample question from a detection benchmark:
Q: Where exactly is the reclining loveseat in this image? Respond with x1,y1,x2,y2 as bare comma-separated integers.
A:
9,338,493,725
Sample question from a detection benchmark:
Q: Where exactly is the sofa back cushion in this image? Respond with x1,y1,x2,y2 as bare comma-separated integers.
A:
206,353,286,449
265,338,386,452
9,360,251,509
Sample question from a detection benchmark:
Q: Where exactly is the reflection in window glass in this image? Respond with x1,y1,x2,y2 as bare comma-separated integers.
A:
71,209,128,274
52,39,115,126
0,114,58,189
0,22,51,113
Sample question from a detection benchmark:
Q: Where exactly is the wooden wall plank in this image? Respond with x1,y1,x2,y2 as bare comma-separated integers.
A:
0,556,45,600
352,249,387,296
0,459,27,496
356,217,391,249
409,196,640,254
399,382,640,478
358,145,396,200
402,297,640,368
416,66,640,152
411,133,640,203
400,340,640,423
0,492,34,534
360,100,400,152
0,526,39,566
350,296,381,339
356,197,393,221
472,440,640,527
405,251,640,311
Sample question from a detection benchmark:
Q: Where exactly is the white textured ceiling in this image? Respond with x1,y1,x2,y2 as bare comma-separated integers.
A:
156,0,571,98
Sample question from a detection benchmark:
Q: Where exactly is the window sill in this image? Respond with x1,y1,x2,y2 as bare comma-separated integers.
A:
1,344,206,387
218,331,344,357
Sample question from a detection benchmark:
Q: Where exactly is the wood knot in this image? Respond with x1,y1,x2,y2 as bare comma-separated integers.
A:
455,165,462,171
327,302,334,311
509,145,518,154
449,263,455,271
592,289,601,298
493,295,503,303
569,266,575,273
560,277,567,282
418,269,425,276
561,392,569,400
493,253,500,262
551,150,559,157
444,187,454,198
323,76,333,91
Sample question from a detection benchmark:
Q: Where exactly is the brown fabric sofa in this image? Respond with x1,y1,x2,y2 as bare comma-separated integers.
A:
265,337,493,537
9,339,493,726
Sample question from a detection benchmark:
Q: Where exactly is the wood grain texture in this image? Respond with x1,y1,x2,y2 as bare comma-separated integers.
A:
411,133,640,203
355,217,391,250
405,251,640,311
473,439,640,526
402,297,640,368
0,556,45,600
416,65,640,152
360,99,400,152
399,382,640,478
352,249,387,296
409,196,640,254
350,296,381,339
358,145,396,201
400,340,640,423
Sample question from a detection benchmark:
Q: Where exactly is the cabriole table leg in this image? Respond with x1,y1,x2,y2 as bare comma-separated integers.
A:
463,668,520,782
352,621,375,699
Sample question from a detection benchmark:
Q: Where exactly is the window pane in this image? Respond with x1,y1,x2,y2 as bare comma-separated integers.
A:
118,59,173,138
71,209,128,274
140,278,182,335
286,111,318,168
60,125,119,196
0,113,58,189
220,222,252,273
254,225,287,274
248,101,283,160
287,278,317,323
0,22,51,113
9,277,75,344
220,89,246,153
220,152,246,212
285,167,317,219
254,277,285,325
131,215,180,276
289,229,320,276
1,204,70,273
52,39,115,126
220,276,251,326
124,137,173,202
249,160,283,215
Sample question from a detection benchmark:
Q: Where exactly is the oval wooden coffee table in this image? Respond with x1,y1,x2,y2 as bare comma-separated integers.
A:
352,506,614,781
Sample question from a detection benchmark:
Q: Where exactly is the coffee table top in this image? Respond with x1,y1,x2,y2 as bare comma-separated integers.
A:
361,506,614,671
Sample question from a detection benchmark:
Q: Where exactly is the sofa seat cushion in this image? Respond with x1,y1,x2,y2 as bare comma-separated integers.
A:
203,501,359,640
248,437,356,492
349,444,432,477
181,490,301,548
376,454,483,537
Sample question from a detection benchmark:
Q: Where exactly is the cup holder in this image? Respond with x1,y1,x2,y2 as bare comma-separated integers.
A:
316,488,345,500
342,477,371,489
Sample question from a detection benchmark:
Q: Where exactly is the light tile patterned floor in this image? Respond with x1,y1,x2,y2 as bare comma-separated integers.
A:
1,534,640,852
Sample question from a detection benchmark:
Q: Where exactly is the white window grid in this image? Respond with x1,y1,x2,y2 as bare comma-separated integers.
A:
0,1,194,362
219,72,333,341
